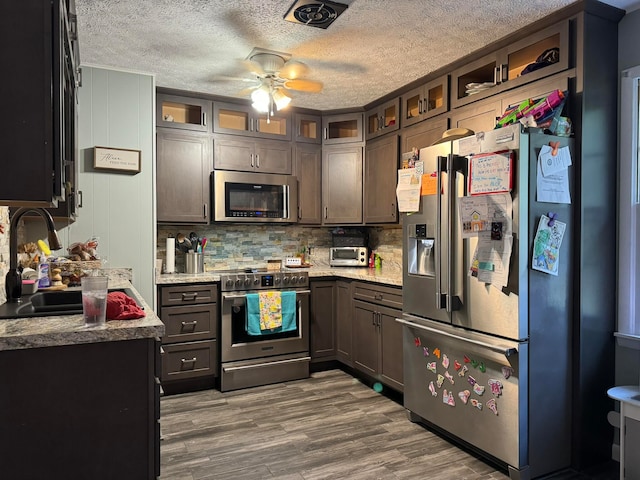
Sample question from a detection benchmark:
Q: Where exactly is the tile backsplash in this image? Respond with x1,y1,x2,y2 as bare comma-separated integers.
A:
157,224,402,272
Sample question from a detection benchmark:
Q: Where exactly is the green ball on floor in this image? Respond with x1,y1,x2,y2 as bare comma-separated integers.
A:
373,382,383,393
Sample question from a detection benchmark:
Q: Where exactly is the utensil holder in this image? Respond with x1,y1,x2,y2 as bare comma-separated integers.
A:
185,252,204,274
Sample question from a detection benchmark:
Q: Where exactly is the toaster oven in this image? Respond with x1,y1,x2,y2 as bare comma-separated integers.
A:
329,247,368,267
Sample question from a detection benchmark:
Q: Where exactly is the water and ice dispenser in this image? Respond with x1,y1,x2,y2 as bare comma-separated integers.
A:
407,223,435,276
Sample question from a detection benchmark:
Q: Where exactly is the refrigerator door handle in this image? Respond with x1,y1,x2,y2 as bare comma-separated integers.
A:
436,156,448,309
446,154,467,312
396,317,519,357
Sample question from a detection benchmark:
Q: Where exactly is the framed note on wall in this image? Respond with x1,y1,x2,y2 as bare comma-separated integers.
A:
93,146,141,173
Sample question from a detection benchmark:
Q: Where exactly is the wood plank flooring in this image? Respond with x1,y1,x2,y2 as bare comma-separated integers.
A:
159,369,617,480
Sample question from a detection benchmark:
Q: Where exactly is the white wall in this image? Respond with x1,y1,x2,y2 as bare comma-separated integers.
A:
28,67,156,305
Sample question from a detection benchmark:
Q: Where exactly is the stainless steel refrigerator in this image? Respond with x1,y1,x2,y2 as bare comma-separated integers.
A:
399,124,574,480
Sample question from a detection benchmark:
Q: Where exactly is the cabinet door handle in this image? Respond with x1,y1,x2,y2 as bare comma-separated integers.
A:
377,312,381,328
391,203,395,216
323,127,328,140
256,154,260,168
418,99,423,115
202,112,207,126
203,203,208,219
372,312,376,326
181,292,198,301
77,190,83,208
250,153,254,168
324,206,328,219
500,64,507,83
250,118,254,131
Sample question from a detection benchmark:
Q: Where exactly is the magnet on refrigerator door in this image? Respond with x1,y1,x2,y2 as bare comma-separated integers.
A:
437,374,445,388
487,398,499,415
423,346,429,356
443,389,456,406
458,365,469,377
488,379,504,397
471,399,483,410
459,390,471,404
429,381,437,396
427,362,437,374
445,371,455,384
454,360,462,371
442,354,450,368
473,383,486,396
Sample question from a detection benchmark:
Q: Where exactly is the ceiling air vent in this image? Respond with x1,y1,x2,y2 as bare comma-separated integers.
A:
283,0,348,29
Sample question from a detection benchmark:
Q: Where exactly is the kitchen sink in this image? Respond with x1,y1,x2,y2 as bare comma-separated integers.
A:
0,287,140,319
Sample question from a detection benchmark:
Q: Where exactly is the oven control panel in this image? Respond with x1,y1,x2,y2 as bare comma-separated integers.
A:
220,271,309,291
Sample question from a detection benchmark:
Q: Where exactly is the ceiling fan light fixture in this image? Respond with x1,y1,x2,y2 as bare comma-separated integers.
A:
251,86,270,113
272,89,292,110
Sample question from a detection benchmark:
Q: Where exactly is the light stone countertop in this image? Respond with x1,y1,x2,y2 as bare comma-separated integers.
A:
156,266,403,287
0,278,165,352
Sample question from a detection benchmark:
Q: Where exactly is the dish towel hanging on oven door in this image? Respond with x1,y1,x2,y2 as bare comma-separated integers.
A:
246,291,297,335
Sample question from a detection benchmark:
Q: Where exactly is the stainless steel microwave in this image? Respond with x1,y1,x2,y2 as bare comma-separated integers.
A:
212,170,298,223
330,247,368,267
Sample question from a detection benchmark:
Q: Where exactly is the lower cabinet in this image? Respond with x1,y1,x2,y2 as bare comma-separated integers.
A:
157,283,218,392
335,280,353,366
0,338,160,479
352,281,404,392
310,280,337,362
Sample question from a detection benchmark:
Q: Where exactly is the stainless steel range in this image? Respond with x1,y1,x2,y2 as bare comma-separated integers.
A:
219,269,310,392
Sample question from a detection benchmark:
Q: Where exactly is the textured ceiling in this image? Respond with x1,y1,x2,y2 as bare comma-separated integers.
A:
75,0,637,111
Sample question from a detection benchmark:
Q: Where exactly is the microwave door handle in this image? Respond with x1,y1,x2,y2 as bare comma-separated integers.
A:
283,185,289,219
436,155,447,310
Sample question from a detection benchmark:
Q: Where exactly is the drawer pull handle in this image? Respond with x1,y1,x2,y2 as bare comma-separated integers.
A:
181,320,198,331
181,357,197,369
181,292,198,301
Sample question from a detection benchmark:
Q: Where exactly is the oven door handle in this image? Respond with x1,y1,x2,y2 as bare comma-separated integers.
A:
222,289,311,300
222,356,311,372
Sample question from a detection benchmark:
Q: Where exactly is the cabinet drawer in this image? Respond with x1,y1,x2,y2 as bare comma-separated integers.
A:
161,340,218,382
160,284,218,306
161,304,217,343
353,282,402,310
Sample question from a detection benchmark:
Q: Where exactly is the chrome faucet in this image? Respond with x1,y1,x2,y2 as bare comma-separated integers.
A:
5,208,62,303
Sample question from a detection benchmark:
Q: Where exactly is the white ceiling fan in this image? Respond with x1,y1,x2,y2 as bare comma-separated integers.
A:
234,47,324,120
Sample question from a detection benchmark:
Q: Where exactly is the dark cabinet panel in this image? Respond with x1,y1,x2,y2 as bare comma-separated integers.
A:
364,134,399,224
310,281,336,361
0,339,159,479
294,143,322,224
335,280,353,366
156,128,211,223
322,145,363,224
214,135,292,174
352,282,403,391
0,0,79,207
158,283,218,391
400,116,449,154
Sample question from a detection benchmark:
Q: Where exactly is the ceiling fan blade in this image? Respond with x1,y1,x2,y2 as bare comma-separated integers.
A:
242,59,265,76
284,79,324,93
237,85,260,96
279,60,309,80
211,74,256,83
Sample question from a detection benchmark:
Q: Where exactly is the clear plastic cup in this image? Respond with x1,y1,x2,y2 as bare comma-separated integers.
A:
81,276,108,326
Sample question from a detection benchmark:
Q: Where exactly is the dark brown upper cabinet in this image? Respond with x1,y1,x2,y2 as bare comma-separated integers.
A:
365,98,400,141
157,94,212,132
450,21,569,109
401,75,449,128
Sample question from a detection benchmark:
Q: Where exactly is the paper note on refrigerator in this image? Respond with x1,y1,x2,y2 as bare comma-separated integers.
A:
469,233,513,288
532,214,566,276
396,167,422,212
468,151,513,195
459,193,512,239
536,145,571,204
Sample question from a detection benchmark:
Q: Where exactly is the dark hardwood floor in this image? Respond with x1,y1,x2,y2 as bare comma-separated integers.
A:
159,369,618,480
